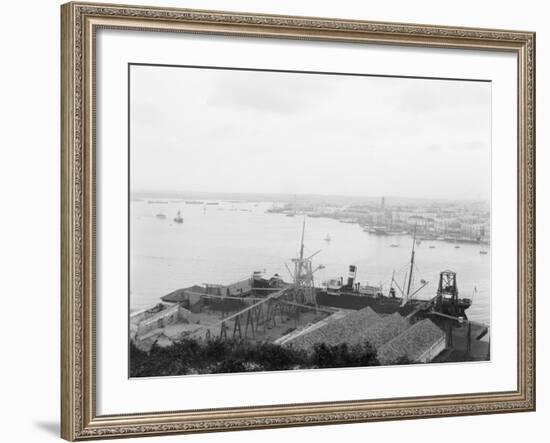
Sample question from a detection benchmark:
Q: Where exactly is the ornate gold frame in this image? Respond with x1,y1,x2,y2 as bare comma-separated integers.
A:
61,2,536,440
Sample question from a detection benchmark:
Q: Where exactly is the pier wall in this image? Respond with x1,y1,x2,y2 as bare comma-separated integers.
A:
135,305,197,337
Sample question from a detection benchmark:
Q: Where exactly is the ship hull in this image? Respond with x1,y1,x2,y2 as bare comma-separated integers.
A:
316,291,404,314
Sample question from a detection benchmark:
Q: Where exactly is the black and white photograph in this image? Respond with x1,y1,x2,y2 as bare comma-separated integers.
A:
128,64,491,377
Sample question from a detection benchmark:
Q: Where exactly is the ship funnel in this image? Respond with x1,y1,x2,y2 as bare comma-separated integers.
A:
347,265,357,287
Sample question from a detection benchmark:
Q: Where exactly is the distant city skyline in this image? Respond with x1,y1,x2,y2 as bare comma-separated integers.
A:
130,65,491,201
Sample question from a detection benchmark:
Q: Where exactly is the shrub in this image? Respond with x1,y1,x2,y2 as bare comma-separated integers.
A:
129,338,379,377
311,341,379,368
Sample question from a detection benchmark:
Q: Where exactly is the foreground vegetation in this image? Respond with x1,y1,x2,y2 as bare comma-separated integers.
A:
130,338,380,377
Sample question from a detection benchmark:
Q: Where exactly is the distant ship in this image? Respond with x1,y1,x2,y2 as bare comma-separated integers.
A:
206,202,219,206
479,249,488,255
173,210,183,224
185,201,203,205
324,234,331,242
155,213,166,220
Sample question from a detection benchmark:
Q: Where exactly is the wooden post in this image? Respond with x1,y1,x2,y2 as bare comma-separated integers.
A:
266,302,276,329
254,305,264,334
245,309,255,339
233,315,242,340
467,322,472,355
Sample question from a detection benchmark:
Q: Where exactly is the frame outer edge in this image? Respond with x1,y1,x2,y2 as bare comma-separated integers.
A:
61,1,536,439
517,31,535,411
527,31,536,411
61,2,77,441
532,32,536,411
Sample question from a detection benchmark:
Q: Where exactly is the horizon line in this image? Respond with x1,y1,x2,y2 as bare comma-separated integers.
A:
130,189,490,203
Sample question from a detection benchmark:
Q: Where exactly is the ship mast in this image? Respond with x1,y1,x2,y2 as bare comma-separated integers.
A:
406,227,417,298
294,217,306,283
397,226,428,306
299,218,305,262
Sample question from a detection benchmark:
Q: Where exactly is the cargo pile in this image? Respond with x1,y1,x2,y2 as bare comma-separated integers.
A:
282,307,448,365
377,319,446,364
283,307,382,350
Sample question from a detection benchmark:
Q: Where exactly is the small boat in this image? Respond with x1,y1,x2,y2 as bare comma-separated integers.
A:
324,234,331,242
429,245,435,249
155,213,166,220
174,210,183,224
390,244,399,248
480,249,488,255
454,245,460,249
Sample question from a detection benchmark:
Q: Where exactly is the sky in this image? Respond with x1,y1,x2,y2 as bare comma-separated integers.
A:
130,65,491,200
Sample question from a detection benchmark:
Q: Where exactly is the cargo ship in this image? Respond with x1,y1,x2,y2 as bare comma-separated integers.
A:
314,227,471,318
247,223,473,319
313,229,425,314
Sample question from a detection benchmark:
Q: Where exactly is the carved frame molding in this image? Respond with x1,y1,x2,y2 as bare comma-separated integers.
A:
61,2,535,440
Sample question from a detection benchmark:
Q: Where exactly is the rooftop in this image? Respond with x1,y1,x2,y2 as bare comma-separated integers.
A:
377,319,446,365
285,307,383,350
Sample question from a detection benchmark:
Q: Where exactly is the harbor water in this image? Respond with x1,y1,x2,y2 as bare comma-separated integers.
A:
130,200,490,325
